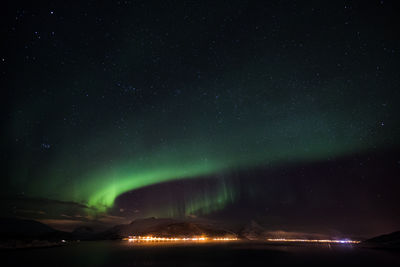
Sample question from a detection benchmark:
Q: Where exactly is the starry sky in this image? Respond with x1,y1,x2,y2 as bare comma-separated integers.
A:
2,1,400,236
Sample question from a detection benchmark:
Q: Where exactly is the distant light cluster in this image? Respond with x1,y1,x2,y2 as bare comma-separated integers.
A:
267,238,360,244
125,235,238,242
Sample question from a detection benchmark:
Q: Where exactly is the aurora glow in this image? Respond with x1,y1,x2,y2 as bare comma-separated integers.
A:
3,1,400,229
19,93,397,213
25,113,385,213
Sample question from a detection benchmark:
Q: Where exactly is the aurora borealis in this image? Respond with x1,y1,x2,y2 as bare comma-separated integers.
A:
2,1,400,236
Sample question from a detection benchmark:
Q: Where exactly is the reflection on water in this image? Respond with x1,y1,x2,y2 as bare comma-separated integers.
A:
2,240,399,266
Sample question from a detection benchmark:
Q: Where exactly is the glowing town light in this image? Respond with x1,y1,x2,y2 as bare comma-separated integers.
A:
125,235,238,242
266,238,360,244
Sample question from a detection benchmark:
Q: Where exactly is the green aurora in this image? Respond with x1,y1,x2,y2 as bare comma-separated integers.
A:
4,1,400,217
15,95,398,214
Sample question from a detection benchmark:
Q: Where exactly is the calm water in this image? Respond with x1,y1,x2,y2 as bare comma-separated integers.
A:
2,240,399,266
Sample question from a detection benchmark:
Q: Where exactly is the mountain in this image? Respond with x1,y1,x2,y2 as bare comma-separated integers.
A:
96,217,236,239
363,231,400,249
146,222,235,237
0,217,72,249
239,221,267,240
0,217,60,239
71,226,97,240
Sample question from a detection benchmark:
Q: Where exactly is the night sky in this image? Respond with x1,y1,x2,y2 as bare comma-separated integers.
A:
2,1,400,237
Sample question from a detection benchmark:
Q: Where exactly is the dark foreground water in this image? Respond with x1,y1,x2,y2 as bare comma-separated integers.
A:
2,241,399,266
